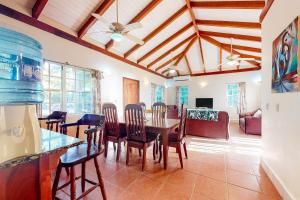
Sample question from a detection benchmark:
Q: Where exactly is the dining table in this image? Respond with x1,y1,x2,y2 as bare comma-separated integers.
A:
118,117,180,169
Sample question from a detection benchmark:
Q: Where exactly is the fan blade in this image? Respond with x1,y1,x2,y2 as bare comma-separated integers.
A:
123,22,142,32
86,31,114,35
125,33,144,45
91,13,111,27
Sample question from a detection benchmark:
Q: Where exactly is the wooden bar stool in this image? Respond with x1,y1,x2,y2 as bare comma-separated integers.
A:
38,111,67,132
52,114,107,200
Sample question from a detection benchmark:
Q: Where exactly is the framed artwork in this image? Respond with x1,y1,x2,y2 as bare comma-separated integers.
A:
272,16,300,93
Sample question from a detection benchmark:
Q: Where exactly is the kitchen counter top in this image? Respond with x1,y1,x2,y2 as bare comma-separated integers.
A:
0,128,83,169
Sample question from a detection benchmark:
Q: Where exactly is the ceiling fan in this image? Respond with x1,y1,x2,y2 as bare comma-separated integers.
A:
217,38,256,68
165,52,186,76
91,0,144,45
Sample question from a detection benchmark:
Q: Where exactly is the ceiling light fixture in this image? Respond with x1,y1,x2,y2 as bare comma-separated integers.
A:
111,32,124,42
169,69,176,74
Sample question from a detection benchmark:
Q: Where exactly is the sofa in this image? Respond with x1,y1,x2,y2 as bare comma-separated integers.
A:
186,111,230,140
239,108,262,135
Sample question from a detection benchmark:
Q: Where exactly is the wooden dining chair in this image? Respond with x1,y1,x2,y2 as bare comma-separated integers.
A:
102,103,126,161
152,102,166,119
38,111,67,132
125,104,157,170
152,102,166,155
52,114,107,200
158,105,188,168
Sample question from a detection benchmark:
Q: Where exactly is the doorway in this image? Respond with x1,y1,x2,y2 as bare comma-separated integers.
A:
123,77,140,107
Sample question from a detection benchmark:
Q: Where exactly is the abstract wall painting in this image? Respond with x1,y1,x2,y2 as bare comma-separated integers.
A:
272,16,300,93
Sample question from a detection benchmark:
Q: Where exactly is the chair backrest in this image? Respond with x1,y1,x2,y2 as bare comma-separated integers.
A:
137,102,146,110
152,102,166,119
124,104,146,142
75,114,104,138
177,104,187,140
84,115,105,155
48,111,67,123
102,103,119,137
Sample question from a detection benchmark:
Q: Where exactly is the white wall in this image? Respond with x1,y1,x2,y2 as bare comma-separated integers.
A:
166,71,262,120
261,1,300,200
0,14,166,115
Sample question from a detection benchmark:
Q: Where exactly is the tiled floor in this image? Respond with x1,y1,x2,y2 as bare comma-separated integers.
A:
54,123,281,200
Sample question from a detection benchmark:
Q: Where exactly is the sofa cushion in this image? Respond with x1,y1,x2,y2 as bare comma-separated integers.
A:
253,109,262,118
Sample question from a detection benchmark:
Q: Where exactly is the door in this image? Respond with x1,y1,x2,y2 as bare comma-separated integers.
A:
123,77,140,107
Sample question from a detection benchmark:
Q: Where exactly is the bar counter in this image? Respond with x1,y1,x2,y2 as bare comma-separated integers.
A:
0,129,83,200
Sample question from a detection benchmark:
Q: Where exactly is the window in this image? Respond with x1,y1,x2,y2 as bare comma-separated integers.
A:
151,83,165,104
155,85,164,102
42,61,93,115
178,86,188,105
226,83,239,107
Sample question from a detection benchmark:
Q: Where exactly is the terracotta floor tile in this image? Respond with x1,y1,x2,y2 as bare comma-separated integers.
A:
228,184,262,200
227,170,261,192
191,192,215,200
106,167,142,189
227,159,254,175
166,169,197,188
198,162,227,182
256,175,281,197
127,175,163,200
153,182,193,200
194,175,228,200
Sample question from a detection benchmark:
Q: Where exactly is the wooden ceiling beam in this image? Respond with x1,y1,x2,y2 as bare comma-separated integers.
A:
196,19,261,29
32,0,48,19
105,0,163,49
137,22,193,63
78,0,115,38
191,66,261,76
200,35,260,67
190,1,265,9
185,0,199,37
124,5,188,58
199,30,261,42
184,55,193,75
161,68,170,75
155,52,183,72
260,0,275,23
221,43,261,53
148,34,197,69
175,36,197,65
185,0,205,72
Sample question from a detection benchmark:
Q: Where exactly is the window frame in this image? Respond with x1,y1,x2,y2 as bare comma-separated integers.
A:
226,83,239,107
178,86,189,106
42,60,93,116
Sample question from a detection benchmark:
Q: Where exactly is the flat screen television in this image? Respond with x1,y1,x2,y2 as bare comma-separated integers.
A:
196,98,213,108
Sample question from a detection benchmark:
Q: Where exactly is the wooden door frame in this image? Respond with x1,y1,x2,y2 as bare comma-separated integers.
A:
123,77,140,108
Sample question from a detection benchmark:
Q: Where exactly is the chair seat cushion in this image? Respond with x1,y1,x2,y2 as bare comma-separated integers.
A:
127,132,158,143
60,143,103,166
159,132,179,142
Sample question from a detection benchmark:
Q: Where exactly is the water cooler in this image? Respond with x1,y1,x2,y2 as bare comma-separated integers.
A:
0,27,44,159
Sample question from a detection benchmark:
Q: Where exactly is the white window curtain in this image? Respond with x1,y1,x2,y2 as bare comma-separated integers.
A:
91,70,103,114
237,82,247,114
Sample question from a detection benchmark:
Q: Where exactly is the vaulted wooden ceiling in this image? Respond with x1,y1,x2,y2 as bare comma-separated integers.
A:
3,0,267,78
